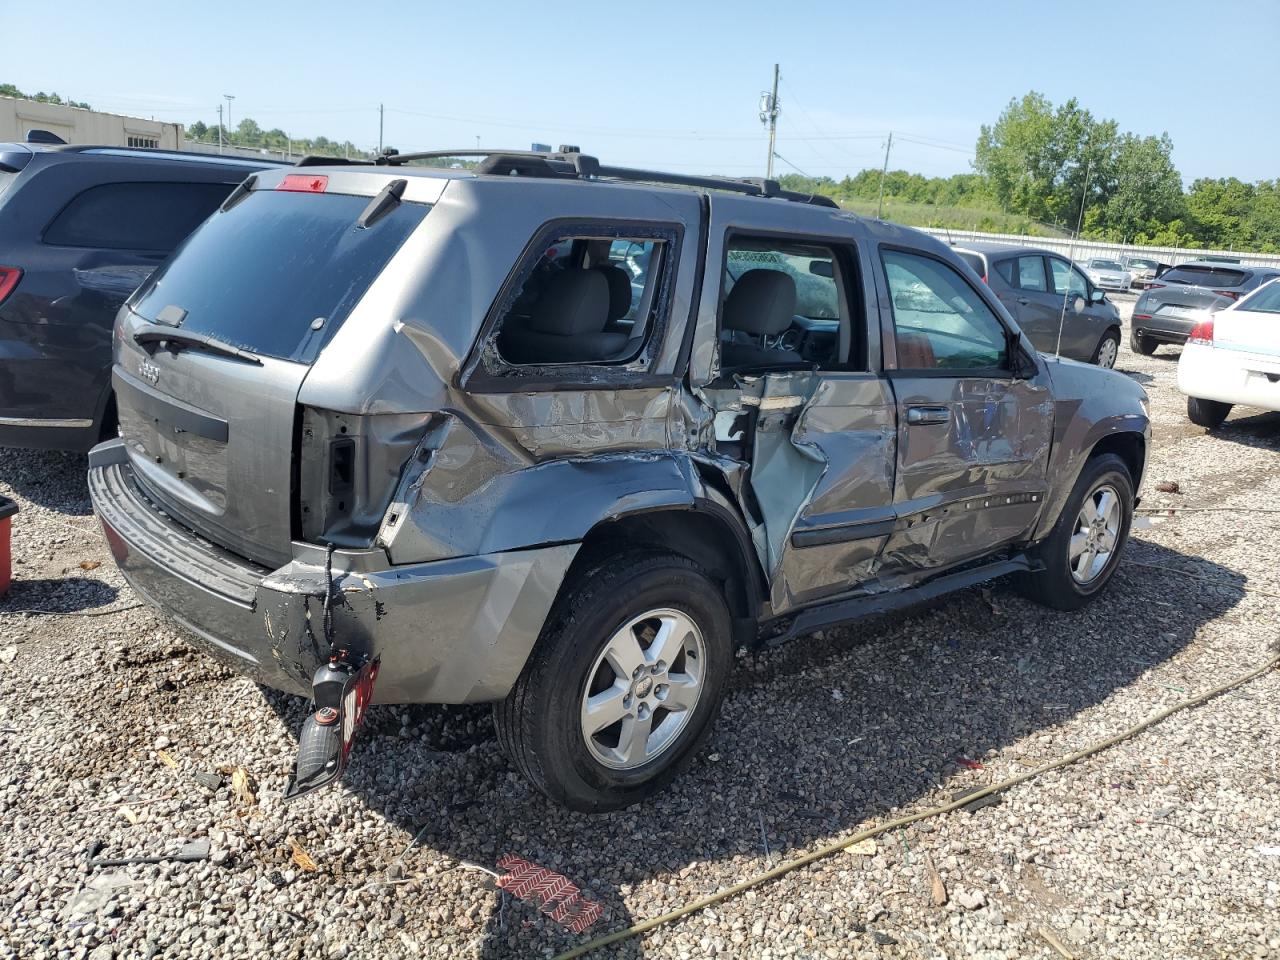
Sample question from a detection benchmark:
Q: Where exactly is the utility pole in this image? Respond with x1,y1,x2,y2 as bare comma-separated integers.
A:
217,104,223,154
378,103,384,154
877,131,894,219
223,94,235,151
758,63,780,181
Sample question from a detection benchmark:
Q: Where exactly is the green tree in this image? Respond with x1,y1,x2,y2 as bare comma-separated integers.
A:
1100,134,1183,242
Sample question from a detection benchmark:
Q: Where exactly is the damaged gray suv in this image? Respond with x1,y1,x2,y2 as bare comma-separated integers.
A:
89,149,1150,811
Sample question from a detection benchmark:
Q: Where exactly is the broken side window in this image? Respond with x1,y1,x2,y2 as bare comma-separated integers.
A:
492,224,675,368
718,236,856,374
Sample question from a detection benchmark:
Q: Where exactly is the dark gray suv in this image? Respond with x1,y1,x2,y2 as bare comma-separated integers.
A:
955,242,1124,368
1131,260,1280,355
0,136,278,451
88,150,1150,810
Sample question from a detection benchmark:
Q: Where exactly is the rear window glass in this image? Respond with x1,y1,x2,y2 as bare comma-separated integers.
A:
1239,281,1280,313
43,181,234,251
0,170,17,202
1162,265,1248,288
130,189,429,363
956,252,985,276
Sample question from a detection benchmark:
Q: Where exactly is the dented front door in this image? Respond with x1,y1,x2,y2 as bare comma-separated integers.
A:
875,247,1053,575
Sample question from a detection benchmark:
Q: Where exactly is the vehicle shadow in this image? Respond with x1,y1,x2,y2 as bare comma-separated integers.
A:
0,447,92,514
262,534,1244,958
0,576,119,613
1212,410,1280,450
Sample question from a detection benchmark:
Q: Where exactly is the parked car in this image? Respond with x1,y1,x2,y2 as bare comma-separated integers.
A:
1130,260,1280,355
1123,256,1171,290
1084,257,1132,292
90,149,1150,811
1178,278,1280,428
954,242,1123,367
0,134,280,452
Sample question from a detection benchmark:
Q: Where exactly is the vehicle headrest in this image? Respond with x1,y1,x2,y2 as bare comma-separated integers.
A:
529,268,610,336
595,264,633,323
724,269,796,335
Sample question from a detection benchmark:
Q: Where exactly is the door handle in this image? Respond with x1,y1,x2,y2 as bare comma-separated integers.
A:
906,405,951,426
1016,297,1031,305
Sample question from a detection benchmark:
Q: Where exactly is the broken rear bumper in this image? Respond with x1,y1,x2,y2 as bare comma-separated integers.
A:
87,439,577,704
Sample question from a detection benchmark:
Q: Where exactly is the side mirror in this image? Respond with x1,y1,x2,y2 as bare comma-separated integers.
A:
1089,288,1106,304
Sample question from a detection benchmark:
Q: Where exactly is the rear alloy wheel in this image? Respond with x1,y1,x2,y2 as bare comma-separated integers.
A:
1186,396,1232,430
580,609,706,770
494,551,732,811
1093,330,1120,368
1130,331,1156,356
1017,453,1134,611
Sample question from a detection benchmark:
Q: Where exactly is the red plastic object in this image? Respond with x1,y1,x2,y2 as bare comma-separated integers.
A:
0,496,16,598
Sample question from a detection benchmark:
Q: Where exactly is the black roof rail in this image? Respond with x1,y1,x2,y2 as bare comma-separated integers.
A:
295,155,375,167
370,147,840,208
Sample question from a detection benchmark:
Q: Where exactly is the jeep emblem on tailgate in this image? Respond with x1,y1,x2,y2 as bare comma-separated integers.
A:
138,359,160,385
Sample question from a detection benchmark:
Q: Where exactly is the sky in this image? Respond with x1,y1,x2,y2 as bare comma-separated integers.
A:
5,0,1278,185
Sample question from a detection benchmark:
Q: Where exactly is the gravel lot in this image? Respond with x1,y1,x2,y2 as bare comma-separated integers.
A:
2,296,1279,960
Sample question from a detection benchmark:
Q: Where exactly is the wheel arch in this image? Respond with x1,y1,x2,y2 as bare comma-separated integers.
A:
1088,430,1146,491
567,498,765,646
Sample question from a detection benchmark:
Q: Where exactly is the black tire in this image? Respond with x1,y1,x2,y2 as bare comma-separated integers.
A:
493,550,732,812
1017,453,1134,611
1092,329,1120,368
1187,396,1232,430
1130,330,1156,356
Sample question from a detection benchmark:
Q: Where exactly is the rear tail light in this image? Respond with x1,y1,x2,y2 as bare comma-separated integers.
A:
1188,317,1214,345
1133,313,1152,321
277,174,329,193
1212,290,1240,300
0,266,22,306
1148,283,1165,290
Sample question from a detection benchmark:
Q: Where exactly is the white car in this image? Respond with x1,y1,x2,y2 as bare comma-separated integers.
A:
1178,278,1280,428
1084,258,1131,292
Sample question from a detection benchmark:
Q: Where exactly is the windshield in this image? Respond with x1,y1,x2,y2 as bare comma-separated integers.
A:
1162,265,1249,288
1239,280,1280,314
129,189,429,363
1127,258,1157,269
1091,259,1124,271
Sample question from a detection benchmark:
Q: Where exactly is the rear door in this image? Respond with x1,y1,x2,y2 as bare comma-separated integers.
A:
993,254,1062,353
695,198,897,613
114,182,430,567
876,246,1052,575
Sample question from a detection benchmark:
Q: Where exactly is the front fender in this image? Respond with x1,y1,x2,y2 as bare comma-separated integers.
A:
1033,359,1150,540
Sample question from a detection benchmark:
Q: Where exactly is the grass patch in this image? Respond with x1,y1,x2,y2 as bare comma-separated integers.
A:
838,197,1069,238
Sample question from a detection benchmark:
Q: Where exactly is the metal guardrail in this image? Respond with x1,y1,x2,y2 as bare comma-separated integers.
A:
918,227,1280,270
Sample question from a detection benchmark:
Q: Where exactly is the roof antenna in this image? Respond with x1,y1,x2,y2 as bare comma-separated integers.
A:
1055,155,1092,362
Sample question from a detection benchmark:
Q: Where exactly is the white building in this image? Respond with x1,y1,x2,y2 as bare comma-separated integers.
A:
0,95,182,149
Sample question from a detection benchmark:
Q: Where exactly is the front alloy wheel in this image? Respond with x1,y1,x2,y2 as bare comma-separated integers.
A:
1068,484,1122,584
1016,452,1134,611
1093,332,1119,368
